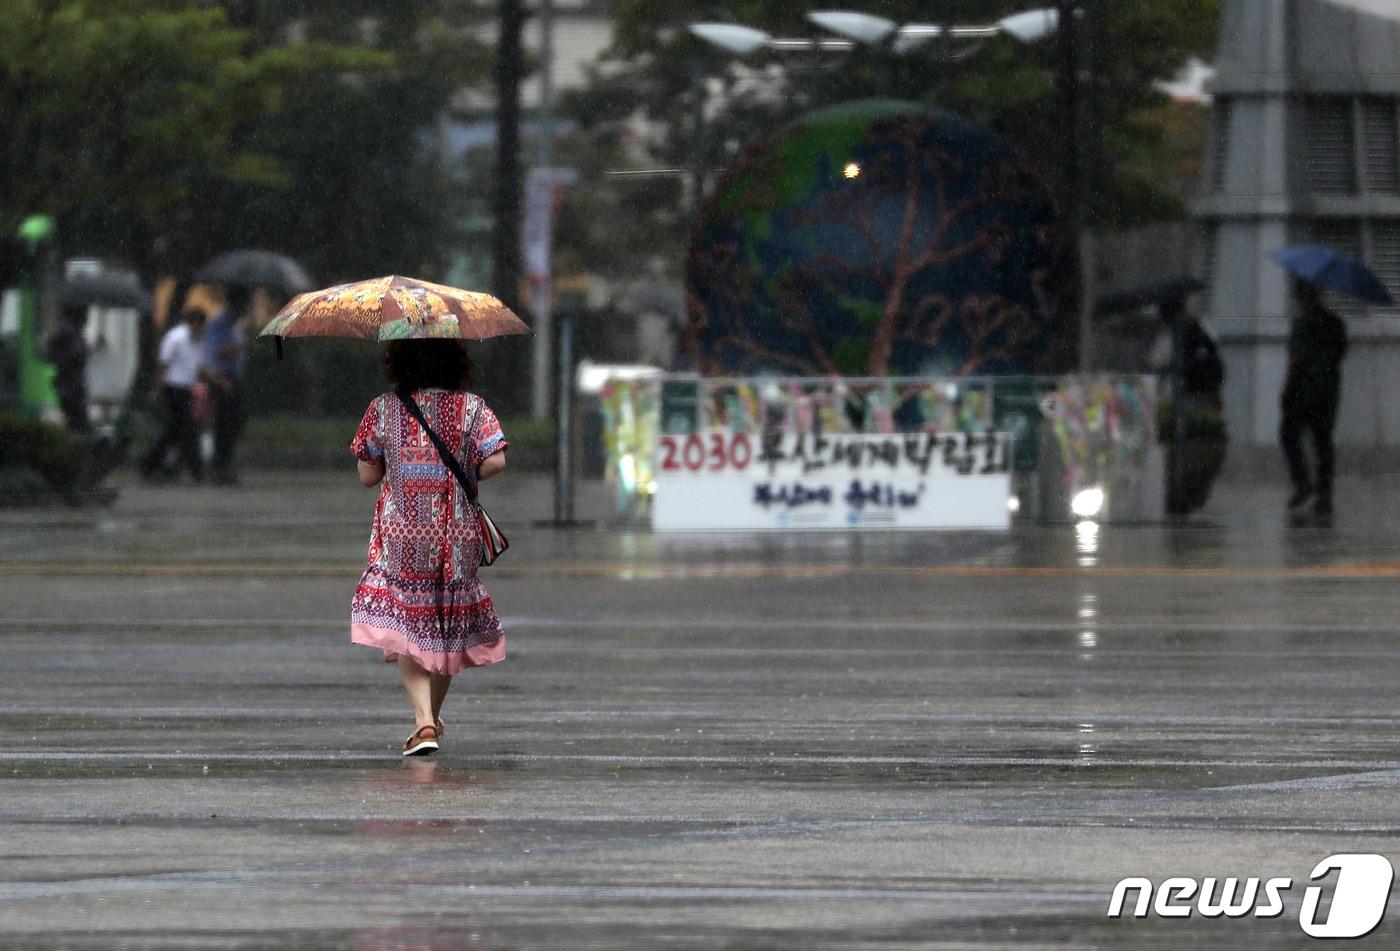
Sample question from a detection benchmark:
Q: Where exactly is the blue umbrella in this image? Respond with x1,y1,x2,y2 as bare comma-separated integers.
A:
1270,244,1393,305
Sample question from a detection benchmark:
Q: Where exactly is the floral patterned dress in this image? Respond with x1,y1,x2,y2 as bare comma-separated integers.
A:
349,389,508,674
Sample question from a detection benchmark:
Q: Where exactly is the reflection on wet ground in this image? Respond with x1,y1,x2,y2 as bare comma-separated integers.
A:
3,472,1400,947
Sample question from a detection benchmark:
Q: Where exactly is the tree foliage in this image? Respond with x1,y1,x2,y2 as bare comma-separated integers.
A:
0,0,492,287
1,1,509,418
0,1,383,276
204,1,493,286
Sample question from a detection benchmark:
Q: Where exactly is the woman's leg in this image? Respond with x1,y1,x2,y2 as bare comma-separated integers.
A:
397,656,435,730
430,673,452,723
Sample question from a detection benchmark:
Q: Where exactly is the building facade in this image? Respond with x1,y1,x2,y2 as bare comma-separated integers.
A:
1196,0,1400,457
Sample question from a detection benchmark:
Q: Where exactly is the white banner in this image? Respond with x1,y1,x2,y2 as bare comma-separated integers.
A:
652,431,1013,531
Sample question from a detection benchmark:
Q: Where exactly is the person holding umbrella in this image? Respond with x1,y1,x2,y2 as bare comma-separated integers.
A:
1270,245,1392,517
192,251,313,485
1279,277,1348,516
203,286,250,485
349,339,510,755
261,275,528,756
47,269,153,434
45,304,90,433
1096,276,1225,515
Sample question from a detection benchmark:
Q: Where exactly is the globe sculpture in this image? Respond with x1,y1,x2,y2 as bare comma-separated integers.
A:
686,99,1079,378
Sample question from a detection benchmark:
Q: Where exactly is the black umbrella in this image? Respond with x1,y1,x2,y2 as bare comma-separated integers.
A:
194,250,314,295
59,270,153,312
1094,276,1205,316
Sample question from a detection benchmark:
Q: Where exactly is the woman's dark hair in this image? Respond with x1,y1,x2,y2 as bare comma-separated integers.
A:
384,339,475,392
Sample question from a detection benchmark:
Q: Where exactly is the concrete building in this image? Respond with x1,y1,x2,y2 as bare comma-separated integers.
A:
1197,0,1400,461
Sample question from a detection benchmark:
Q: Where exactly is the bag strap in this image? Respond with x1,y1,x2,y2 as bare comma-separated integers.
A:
395,391,480,504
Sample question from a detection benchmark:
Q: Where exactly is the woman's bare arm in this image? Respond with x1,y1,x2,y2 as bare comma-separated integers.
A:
358,459,385,487
478,448,507,481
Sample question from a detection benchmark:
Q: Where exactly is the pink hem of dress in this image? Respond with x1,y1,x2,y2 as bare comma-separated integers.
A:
351,622,505,675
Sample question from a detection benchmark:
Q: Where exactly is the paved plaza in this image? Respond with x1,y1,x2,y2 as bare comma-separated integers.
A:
3,468,1400,948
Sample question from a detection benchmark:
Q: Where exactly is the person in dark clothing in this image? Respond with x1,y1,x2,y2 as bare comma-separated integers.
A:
1159,296,1224,406
1280,278,1348,516
204,287,250,485
46,304,89,432
1157,295,1226,516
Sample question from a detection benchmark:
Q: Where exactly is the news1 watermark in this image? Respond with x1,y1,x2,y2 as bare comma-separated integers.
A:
1108,854,1394,938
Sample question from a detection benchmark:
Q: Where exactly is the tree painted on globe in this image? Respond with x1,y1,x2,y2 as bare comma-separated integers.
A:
686,100,1079,378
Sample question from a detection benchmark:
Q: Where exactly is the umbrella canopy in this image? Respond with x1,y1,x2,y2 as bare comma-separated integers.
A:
1094,276,1204,316
195,250,315,295
1270,245,1393,305
59,270,152,312
259,275,530,343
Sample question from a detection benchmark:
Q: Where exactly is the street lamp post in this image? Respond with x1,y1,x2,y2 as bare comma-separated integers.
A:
492,0,525,321
689,10,1057,111
1052,0,1104,372
532,0,554,423
529,0,590,528
690,9,1058,59
1082,0,1104,376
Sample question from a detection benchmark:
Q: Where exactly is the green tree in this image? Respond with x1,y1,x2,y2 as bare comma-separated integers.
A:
211,2,508,416
204,1,494,286
0,0,381,277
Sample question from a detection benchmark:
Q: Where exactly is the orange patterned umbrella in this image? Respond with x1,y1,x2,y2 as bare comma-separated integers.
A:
259,275,529,343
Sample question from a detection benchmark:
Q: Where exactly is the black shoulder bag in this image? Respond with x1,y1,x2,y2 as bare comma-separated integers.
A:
396,392,509,565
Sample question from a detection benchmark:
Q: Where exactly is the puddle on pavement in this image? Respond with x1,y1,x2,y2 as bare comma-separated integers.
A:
0,752,1346,795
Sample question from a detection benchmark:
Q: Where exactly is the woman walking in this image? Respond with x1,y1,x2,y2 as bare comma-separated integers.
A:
349,339,508,756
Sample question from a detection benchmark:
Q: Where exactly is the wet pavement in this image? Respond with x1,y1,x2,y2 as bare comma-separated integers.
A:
3,468,1400,948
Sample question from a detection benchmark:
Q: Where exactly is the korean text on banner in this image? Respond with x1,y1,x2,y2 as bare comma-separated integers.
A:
652,430,1013,531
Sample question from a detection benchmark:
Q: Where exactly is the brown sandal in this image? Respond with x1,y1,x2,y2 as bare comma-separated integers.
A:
402,725,440,757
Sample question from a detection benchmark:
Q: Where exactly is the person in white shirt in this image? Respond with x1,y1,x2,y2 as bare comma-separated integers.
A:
140,309,207,481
